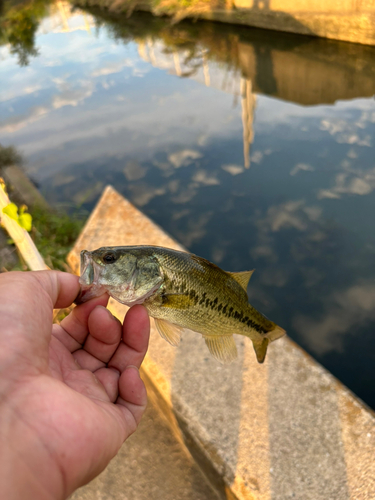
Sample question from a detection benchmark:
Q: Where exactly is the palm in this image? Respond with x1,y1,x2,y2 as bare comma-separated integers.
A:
0,271,150,499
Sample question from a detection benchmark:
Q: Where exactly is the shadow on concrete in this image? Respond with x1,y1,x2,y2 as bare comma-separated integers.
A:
171,333,246,499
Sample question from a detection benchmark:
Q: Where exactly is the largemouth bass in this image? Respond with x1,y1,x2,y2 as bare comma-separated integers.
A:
76,246,285,363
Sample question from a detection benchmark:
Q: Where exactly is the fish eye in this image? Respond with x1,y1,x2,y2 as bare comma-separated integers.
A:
102,252,117,264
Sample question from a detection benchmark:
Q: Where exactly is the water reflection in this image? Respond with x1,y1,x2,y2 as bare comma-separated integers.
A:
0,0,49,66
1,2,375,408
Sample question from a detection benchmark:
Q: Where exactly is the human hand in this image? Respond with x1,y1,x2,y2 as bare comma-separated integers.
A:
0,270,150,500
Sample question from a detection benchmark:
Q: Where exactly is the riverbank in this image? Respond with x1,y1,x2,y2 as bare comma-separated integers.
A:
0,160,85,272
73,0,375,45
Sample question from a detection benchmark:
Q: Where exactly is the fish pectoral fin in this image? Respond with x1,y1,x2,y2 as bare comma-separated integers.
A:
252,338,270,364
227,270,254,291
154,318,183,346
161,293,193,310
203,335,238,364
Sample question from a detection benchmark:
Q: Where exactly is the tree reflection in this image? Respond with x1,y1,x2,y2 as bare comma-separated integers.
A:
0,0,52,66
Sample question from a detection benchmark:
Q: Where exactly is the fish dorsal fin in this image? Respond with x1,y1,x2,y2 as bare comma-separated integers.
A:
227,270,255,291
252,338,270,364
203,335,238,364
154,318,183,346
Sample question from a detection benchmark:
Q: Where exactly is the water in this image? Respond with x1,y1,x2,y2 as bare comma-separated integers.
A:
1,2,375,408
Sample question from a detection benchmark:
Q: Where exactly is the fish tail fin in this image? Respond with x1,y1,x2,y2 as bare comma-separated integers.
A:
252,324,286,364
265,324,286,342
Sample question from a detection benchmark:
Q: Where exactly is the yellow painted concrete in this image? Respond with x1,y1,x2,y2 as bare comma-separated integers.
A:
231,343,271,500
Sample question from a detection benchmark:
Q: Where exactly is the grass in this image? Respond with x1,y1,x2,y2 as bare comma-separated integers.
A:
73,0,220,22
1,203,86,272
29,205,86,271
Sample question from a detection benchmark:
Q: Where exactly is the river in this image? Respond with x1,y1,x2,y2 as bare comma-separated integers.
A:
1,1,375,408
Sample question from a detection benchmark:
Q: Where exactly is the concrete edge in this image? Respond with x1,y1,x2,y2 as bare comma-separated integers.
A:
67,186,375,500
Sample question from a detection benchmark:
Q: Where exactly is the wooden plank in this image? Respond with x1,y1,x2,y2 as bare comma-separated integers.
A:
0,183,47,271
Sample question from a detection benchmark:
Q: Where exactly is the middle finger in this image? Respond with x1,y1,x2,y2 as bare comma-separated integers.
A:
82,305,122,364
108,305,150,373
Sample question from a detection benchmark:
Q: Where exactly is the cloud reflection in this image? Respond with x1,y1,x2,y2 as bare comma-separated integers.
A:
293,283,375,355
192,170,220,186
222,164,244,176
320,117,372,147
0,105,49,133
128,183,166,207
260,200,322,233
318,167,375,199
290,163,315,176
0,79,94,133
168,149,202,168
123,159,147,181
52,80,94,108
91,59,133,76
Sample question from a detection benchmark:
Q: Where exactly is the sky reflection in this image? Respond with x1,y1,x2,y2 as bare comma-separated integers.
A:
1,3,375,407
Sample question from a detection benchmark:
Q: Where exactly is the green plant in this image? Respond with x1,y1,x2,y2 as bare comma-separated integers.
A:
30,205,86,271
2,202,32,231
0,144,23,169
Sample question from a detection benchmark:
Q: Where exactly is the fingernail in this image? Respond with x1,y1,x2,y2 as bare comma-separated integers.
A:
109,367,121,378
126,365,140,376
96,305,116,321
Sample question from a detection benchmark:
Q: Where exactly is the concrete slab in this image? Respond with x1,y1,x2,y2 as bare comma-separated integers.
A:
71,397,219,500
68,186,375,500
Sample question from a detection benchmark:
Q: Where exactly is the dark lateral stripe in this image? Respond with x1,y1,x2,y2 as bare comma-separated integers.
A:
183,288,267,334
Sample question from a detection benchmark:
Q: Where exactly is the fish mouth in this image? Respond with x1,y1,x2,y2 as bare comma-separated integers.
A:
79,250,95,286
75,250,107,304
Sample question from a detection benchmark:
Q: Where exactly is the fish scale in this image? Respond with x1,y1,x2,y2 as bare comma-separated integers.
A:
77,245,286,364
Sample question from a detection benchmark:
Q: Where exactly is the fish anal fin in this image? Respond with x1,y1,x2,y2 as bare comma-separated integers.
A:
252,338,270,364
204,335,238,364
227,270,255,291
154,318,183,346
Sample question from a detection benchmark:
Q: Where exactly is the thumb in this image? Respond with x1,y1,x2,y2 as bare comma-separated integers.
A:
0,271,80,372
30,270,81,309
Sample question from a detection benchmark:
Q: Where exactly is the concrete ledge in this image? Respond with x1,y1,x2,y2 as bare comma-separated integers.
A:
68,186,375,500
76,0,375,46
197,9,375,46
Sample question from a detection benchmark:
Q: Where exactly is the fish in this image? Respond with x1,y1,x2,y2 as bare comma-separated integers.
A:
76,246,286,364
